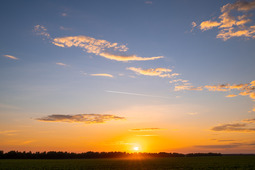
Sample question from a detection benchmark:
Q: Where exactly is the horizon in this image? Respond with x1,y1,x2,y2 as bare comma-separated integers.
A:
1,0,255,154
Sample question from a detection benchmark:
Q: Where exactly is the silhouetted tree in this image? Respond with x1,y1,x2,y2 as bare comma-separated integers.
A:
0,151,222,159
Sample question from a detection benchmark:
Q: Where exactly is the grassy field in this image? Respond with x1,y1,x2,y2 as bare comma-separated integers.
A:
1,156,255,169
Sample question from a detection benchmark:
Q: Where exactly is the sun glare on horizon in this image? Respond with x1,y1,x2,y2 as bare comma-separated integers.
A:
133,146,139,151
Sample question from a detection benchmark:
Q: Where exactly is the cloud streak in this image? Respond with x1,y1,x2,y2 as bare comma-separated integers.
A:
36,114,125,124
211,119,255,133
105,90,170,99
34,25,164,62
3,55,18,60
56,62,68,67
199,0,255,40
52,35,163,62
127,67,178,78
0,130,19,136
175,80,255,100
90,73,113,78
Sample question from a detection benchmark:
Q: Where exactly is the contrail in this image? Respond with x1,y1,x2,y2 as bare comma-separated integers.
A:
105,90,170,99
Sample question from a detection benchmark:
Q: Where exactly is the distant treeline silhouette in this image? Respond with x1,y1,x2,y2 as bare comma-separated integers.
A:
0,151,221,159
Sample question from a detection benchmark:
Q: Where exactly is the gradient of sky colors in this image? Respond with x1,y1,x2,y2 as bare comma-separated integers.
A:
1,0,255,153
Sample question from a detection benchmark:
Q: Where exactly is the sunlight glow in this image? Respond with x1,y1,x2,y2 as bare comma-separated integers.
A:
133,146,139,151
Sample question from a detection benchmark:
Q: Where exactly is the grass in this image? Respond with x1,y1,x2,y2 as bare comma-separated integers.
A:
0,156,255,169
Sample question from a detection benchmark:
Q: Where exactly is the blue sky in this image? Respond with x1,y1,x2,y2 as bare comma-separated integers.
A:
1,0,255,153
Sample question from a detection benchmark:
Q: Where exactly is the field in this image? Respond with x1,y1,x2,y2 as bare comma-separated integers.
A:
1,156,255,169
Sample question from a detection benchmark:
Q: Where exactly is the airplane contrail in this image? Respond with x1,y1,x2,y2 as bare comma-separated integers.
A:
105,90,170,99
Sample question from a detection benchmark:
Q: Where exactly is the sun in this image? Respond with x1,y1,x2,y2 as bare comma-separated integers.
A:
133,146,139,151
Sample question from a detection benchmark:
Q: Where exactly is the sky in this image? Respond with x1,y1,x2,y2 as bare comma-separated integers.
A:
0,0,255,154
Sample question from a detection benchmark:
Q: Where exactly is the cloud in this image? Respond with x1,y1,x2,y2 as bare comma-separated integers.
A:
34,25,163,62
169,79,188,84
192,21,197,28
190,22,197,32
186,112,198,116
226,94,237,98
174,85,203,91
199,0,255,40
195,144,239,149
36,114,125,124
211,122,255,133
56,62,68,67
211,139,236,142
3,55,18,60
200,20,221,31
61,13,67,17
33,25,50,38
52,35,163,62
243,118,255,123
99,52,163,62
0,130,19,136
90,73,113,78
129,128,165,132
105,90,170,99
145,1,153,4
127,67,178,78
59,26,72,31
175,80,255,100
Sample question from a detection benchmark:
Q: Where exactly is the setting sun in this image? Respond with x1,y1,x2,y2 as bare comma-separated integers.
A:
133,147,139,151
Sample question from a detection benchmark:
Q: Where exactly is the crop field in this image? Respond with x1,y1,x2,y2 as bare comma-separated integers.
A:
1,156,255,169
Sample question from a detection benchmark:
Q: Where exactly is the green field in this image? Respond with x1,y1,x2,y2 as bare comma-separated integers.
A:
1,156,255,170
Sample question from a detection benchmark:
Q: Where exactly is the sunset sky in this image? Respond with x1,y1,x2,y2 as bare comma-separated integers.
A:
1,0,255,154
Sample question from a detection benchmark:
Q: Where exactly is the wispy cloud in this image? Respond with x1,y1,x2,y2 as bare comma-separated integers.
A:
211,139,236,142
36,114,125,124
129,128,165,132
90,73,113,78
145,1,153,5
0,130,19,136
175,80,255,100
33,25,50,38
186,112,198,116
243,118,255,123
105,90,170,99
56,62,68,67
199,0,255,40
99,52,163,62
195,144,240,149
34,25,164,62
61,13,67,17
226,94,238,98
190,21,197,32
211,120,255,133
52,35,163,62
169,79,188,84
59,26,71,31
127,67,178,78
3,55,19,60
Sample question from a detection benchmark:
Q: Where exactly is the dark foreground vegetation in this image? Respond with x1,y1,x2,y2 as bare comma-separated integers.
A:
0,151,221,159
1,156,255,170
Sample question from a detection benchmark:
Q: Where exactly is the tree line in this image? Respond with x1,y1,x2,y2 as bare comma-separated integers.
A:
0,150,221,159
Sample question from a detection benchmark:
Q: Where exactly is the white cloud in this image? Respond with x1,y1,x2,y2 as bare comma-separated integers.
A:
90,73,114,78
